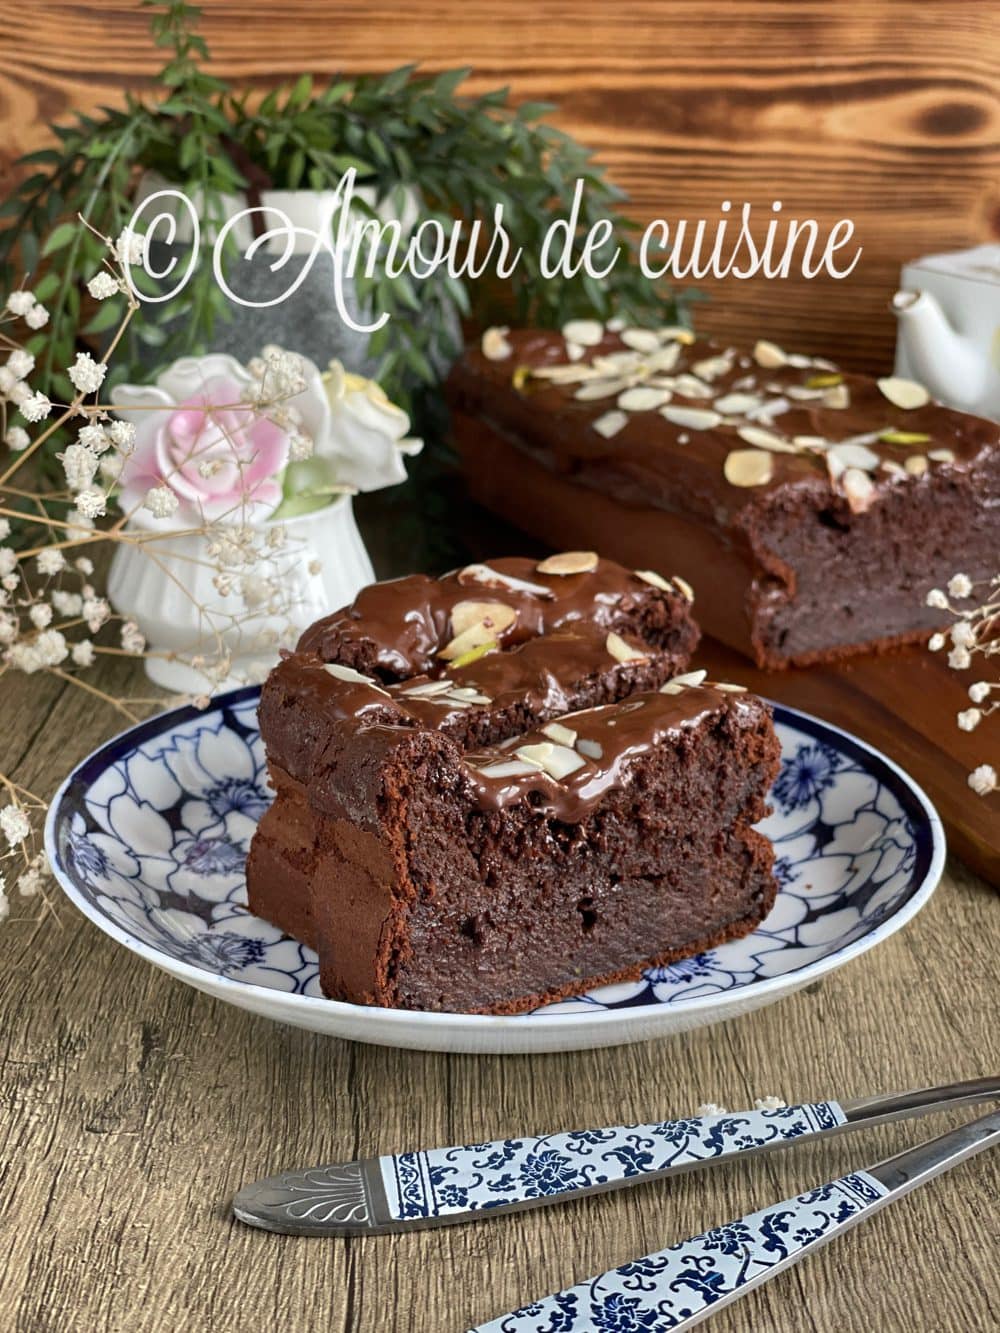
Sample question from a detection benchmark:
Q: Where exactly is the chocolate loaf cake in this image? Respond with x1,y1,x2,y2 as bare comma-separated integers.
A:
448,325,1000,668
250,555,698,951
246,554,780,1013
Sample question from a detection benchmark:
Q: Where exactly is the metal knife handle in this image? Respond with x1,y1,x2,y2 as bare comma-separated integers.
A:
471,1109,1000,1332
234,1103,845,1236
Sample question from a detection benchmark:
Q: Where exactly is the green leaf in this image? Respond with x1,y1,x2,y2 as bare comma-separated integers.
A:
83,299,123,334
41,221,78,256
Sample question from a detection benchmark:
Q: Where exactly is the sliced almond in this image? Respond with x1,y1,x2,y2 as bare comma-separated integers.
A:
592,350,642,374
736,426,798,454
606,631,648,663
660,668,708,694
928,448,955,463
541,721,578,747
513,741,552,769
715,681,748,693
634,569,673,591
323,663,391,695
786,385,827,402
516,741,585,780
450,600,517,638
881,459,907,478
842,467,876,513
620,327,661,353
593,409,629,439
659,326,696,345
440,608,515,662
618,385,671,412
401,679,453,697
672,574,695,602
530,363,599,384
823,384,851,409
904,454,929,476
473,759,543,779
481,326,512,361
827,442,881,477
445,688,492,705
660,405,723,430
562,318,604,347
753,340,787,369
793,435,830,449
537,551,599,576
877,376,931,410
724,448,774,487
692,354,732,382
456,563,554,599
648,343,682,372
574,377,629,401
566,341,585,362
671,374,715,400
576,737,604,760
714,392,763,416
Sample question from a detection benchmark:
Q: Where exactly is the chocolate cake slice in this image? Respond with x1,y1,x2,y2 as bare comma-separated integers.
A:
448,326,1000,668
303,680,779,1014
247,555,699,953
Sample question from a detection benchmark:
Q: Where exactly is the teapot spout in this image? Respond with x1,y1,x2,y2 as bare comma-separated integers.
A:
892,289,988,411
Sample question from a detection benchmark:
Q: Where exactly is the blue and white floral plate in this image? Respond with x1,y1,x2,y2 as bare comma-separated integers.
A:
45,687,944,1055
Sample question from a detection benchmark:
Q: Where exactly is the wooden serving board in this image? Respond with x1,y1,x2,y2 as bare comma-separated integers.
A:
695,637,1000,887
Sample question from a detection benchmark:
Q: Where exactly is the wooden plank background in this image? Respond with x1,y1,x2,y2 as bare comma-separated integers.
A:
2,1,999,369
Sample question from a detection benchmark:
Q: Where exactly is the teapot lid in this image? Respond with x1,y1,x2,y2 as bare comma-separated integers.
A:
907,242,1000,286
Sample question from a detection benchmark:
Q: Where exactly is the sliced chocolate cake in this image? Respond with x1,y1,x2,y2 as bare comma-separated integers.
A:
246,554,780,1014
448,326,1000,669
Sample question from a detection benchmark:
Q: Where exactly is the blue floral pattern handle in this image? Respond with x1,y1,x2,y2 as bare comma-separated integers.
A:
380,1102,846,1222
470,1170,889,1332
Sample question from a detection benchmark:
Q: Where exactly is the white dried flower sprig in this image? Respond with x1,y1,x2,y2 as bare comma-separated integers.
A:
0,221,323,931
926,573,999,795
0,780,54,924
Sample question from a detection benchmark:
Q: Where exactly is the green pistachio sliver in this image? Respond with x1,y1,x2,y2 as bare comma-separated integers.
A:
450,640,500,669
512,365,532,392
805,372,843,389
879,429,932,445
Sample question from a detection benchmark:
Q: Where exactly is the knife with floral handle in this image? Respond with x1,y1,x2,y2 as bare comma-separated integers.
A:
233,1076,999,1236
470,1108,1000,1332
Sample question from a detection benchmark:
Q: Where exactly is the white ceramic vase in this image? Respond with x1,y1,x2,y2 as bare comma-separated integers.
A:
107,495,374,694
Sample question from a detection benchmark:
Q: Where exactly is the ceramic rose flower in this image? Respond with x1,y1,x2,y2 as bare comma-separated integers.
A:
321,360,423,489
113,352,329,525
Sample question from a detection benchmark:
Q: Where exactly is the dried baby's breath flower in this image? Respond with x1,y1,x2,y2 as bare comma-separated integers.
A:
19,391,52,423
144,484,179,518
67,352,107,396
86,270,121,300
948,573,973,599
0,805,31,848
926,574,1000,793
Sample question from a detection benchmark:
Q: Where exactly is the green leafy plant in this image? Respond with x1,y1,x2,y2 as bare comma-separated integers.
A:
0,0,690,410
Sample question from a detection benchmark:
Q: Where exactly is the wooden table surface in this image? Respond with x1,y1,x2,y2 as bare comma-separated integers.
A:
2,509,999,1333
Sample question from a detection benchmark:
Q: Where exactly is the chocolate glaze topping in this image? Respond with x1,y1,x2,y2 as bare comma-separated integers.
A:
449,330,999,527
297,555,691,678
461,684,748,821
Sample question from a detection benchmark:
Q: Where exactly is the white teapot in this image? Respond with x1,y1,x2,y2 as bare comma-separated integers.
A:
892,243,1000,421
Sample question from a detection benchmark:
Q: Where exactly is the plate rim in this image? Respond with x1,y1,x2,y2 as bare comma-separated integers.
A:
44,685,946,1035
